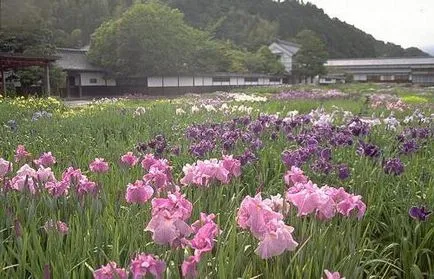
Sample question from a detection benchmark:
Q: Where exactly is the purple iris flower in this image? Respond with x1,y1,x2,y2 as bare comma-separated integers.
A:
400,139,418,155
357,141,381,158
409,206,431,221
337,164,350,180
383,158,405,176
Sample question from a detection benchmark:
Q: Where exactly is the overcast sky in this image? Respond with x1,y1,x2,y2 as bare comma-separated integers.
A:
306,0,434,54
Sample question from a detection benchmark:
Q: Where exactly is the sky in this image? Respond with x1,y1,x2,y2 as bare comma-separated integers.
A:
306,0,434,55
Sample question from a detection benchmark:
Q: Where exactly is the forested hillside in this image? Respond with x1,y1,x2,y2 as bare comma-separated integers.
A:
0,0,430,58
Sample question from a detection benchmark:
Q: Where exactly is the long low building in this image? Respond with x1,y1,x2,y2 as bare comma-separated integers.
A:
55,48,283,98
325,57,434,85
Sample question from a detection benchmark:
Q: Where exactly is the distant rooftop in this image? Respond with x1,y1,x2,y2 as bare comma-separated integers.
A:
270,40,300,55
55,48,104,72
326,57,434,67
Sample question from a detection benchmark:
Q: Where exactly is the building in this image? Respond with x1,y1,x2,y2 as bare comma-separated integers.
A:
268,39,300,75
0,52,56,96
55,48,284,98
325,57,434,85
318,74,346,85
55,48,117,98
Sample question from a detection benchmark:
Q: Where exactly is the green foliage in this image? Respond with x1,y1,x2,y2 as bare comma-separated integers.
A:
88,1,216,76
88,1,283,76
166,0,429,58
293,29,328,80
213,9,278,51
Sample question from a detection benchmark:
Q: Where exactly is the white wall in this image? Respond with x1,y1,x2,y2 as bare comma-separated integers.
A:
163,77,178,87
230,77,239,85
203,77,213,86
179,77,194,87
353,74,367,81
80,72,116,86
194,76,204,86
146,75,283,88
148,77,163,87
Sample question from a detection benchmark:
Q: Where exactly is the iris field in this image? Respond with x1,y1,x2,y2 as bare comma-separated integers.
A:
0,84,433,278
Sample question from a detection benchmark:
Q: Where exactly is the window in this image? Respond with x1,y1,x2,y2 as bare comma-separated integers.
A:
89,78,98,84
212,77,230,83
269,77,281,82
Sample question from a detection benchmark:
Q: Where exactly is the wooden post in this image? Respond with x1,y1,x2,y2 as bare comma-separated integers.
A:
66,75,70,99
1,67,6,97
44,63,51,96
78,74,82,98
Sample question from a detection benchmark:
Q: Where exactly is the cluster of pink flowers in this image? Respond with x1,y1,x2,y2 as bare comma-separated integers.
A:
180,155,241,187
44,220,69,235
144,191,220,278
1,153,98,199
89,158,110,173
8,164,56,195
93,253,165,279
284,167,366,220
182,213,220,278
146,191,193,247
141,154,174,192
370,94,408,112
237,193,298,259
124,153,177,205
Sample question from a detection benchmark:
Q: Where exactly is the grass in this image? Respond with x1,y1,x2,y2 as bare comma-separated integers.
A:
0,85,433,278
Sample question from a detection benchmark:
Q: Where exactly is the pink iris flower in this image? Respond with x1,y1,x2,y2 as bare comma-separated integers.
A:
237,193,299,259
89,158,109,173
255,220,298,259
120,152,138,167
45,180,69,198
324,270,345,279
125,180,154,204
181,255,200,279
190,213,220,256
129,253,166,279
0,158,12,177
14,145,30,162
284,166,308,187
36,167,56,184
93,262,128,279
222,155,242,177
34,152,56,167
10,174,37,194
141,154,158,171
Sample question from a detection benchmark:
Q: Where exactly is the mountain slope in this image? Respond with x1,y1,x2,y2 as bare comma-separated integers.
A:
166,0,430,58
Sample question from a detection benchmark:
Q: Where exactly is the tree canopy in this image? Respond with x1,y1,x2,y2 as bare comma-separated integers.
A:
88,1,284,76
293,29,328,80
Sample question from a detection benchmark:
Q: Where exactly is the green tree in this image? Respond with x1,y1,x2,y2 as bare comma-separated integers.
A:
293,29,328,82
88,1,212,76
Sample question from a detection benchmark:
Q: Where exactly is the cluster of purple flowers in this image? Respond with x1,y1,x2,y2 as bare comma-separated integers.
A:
136,134,180,157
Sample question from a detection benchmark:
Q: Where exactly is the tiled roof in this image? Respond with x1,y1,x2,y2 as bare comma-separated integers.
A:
326,57,434,67
55,48,104,71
